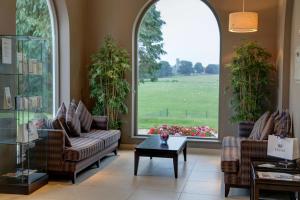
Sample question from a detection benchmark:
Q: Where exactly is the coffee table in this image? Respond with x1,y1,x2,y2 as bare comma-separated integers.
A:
134,135,187,178
251,160,300,200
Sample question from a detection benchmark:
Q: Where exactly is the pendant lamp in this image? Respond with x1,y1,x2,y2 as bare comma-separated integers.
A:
229,0,258,33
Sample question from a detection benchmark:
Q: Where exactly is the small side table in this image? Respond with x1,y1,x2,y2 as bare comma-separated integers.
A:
251,161,300,200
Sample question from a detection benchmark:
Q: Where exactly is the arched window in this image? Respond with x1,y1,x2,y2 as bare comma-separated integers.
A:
134,0,221,139
16,0,58,116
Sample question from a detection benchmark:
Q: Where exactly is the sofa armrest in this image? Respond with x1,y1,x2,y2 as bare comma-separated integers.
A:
47,130,66,172
239,139,268,185
92,116,108,130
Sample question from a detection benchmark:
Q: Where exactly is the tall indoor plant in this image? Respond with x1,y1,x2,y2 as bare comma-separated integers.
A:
89,36,130,129
227,41,274,125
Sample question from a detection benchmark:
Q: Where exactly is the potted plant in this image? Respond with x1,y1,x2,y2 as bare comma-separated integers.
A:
227,41,274,137
89,36,130,129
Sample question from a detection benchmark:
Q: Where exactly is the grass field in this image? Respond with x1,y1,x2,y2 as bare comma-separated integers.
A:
138,75,219,132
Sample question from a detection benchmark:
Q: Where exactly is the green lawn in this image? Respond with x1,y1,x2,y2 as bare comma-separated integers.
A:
138,75,219,131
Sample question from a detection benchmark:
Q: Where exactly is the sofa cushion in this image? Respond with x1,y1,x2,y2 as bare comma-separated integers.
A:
249,111,270,140
66,100,81,137
76,101,93,133
221,147,239,173
82,130,121,148
64,137,105,161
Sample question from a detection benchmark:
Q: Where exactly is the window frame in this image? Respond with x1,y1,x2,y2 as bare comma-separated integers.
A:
132,0,222,140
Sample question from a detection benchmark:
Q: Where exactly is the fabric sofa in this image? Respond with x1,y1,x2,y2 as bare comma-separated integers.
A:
46,116,121,183
221,110,292,197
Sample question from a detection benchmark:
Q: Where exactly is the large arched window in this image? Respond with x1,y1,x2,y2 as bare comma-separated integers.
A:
16,0,58,117
134,0,220,139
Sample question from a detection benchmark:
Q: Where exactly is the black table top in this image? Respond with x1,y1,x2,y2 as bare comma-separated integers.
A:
136,135,187,151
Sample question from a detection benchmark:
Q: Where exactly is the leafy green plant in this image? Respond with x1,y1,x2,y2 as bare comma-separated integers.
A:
227,41,274,122
89,36,130,129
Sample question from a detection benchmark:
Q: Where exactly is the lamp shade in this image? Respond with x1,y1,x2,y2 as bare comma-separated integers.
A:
229,12,258,33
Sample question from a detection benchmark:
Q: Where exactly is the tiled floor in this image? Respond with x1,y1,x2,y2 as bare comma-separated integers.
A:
0,149,291,200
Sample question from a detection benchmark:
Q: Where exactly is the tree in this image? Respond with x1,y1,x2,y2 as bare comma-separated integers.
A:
158,61,173,77
177,60,193,75
205,64,220,74
138,5,166,82
194,62,204,74
16,0,53,113
16,0,52,44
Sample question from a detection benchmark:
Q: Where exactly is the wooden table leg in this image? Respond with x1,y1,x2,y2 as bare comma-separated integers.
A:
173,155,178,178
254,185,259,200
183,143,187,162
134,151,139,176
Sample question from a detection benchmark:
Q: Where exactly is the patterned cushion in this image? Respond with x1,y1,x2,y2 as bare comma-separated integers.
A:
260,113,275,140
82,130,121,148
76,101,93,133
275,110,291,138
64,137,105,161
249,111,270,140
66,100,81,137
44,118,72,147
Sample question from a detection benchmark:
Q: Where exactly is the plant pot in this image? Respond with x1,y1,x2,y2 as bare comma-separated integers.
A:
238,121,255,137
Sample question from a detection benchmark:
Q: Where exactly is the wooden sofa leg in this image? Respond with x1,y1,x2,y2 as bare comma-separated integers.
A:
113,149,118,156
225,184,230,197
71,173,76,184
96,160,100,168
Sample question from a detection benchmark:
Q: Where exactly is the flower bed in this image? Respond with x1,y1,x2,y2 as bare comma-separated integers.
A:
148,125,217,138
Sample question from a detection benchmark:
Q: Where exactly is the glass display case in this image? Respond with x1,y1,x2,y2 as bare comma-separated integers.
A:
0,35,49,194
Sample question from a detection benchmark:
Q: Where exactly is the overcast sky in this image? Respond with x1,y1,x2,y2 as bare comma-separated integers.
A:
156,0,220,67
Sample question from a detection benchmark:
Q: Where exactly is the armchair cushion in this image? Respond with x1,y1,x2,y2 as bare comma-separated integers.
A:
76,101,93,132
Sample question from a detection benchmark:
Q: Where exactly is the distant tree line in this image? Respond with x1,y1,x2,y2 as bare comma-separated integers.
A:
155,60,220,78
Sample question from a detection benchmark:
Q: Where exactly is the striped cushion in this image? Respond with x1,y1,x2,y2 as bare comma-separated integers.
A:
275,110,291,138
76,101,93,132
66,100,81,137
64,137,105,161
260,113,275,140
249,111,270,140
82,130,121,148
56,103,72,136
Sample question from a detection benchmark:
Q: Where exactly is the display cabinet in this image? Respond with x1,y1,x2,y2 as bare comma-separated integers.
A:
0,35,49,194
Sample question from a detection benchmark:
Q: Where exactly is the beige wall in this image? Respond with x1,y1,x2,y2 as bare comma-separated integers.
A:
0,0,16,175
83,0,280,145
289,0,300,138
0,0,16,35
277,0,293,111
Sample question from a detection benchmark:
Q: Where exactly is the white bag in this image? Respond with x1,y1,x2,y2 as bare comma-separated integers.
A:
267,135,300,160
